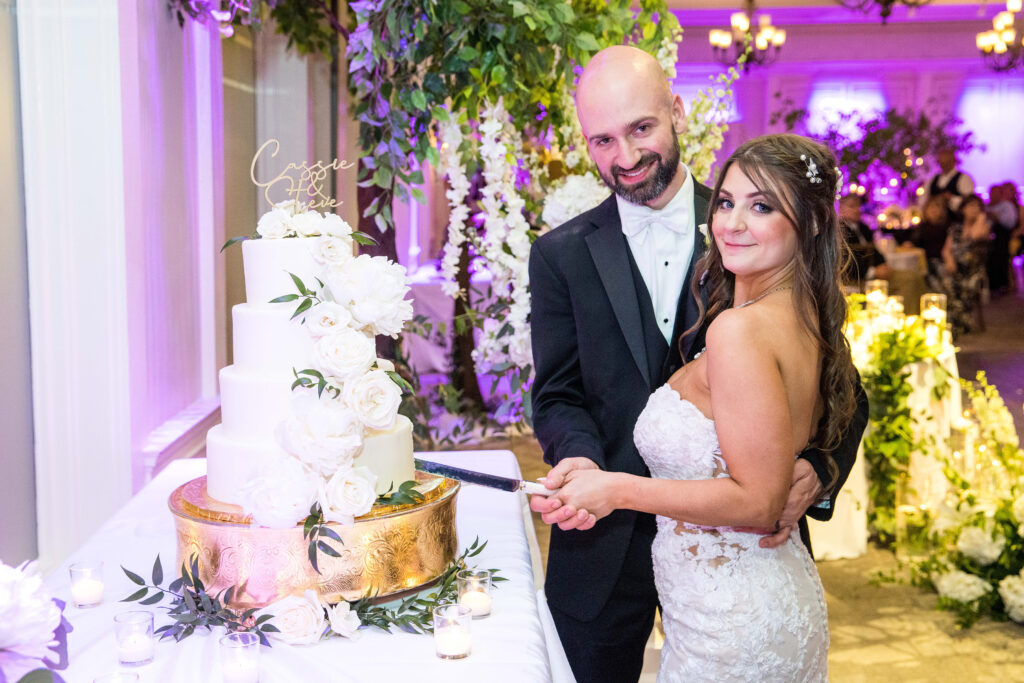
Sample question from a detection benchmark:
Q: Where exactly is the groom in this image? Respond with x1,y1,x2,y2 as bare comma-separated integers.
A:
529,46,866,683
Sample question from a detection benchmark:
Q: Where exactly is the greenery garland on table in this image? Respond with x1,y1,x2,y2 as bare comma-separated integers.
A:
121,538,504,644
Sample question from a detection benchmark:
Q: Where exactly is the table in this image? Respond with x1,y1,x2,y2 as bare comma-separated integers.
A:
44,453,574,682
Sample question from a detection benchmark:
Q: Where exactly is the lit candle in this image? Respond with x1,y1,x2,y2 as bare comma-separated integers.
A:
221,658,260,683
459,589,492,618
117,633,154,665
71,577,104,607
434,625,472,659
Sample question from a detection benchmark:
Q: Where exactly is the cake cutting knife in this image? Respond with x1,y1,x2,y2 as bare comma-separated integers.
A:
414,458,558,496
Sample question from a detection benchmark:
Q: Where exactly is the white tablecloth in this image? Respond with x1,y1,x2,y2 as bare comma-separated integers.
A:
44,452,574,682
808,348,961,560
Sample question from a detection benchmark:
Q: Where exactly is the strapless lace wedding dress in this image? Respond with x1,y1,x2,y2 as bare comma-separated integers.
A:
635,385,829,683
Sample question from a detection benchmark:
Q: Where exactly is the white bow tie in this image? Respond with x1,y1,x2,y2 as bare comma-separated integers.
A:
621,209,689,239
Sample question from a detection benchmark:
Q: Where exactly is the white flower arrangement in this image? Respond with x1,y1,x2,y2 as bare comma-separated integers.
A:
0,560,71,682
255,201,356,241
932,569,993,603
955,525,1006,566
437,113,472,299
998,572,1024,623
541,173,610,231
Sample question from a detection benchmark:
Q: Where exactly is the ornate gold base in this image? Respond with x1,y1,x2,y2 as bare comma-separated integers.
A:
168,473,460,609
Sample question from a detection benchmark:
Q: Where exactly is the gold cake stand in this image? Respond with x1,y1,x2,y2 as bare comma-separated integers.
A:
168,472,460,609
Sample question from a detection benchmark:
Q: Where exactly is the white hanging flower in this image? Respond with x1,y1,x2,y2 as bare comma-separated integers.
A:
932,569,993,603
257,590,326,645
541,173,610,231
998,573,1024,623
956,525,1006,566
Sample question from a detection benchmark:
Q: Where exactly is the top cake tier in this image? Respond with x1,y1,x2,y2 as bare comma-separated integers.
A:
243,236,323,306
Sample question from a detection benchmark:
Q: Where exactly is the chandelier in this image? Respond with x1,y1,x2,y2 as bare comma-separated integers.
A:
834,0,933,23
976,0,1024,72
708,0,786,71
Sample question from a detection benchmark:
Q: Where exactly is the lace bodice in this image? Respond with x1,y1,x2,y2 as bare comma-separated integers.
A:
634,384,829,683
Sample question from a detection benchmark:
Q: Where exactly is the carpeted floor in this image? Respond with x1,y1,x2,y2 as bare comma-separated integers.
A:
506,281,1024,682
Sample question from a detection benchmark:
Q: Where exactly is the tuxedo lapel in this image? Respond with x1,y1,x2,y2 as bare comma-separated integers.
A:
585,197,650,389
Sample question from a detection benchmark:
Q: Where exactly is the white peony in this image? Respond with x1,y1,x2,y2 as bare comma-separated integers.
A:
278,391,364,477
0,561,61,666
932,569,992,603
314,327,377,383
321,213,354,238
303,301,354,339
343,370,402,430
326,601,362,639
288,211,325,237
1012,494,1024,524
258,590,326,645
956,525,1006,566
311,236,353,266
325,255,414,338
540,172,610,231
256,207,293,239
998,573,1024,623
318,466,378,525
241,457,319,529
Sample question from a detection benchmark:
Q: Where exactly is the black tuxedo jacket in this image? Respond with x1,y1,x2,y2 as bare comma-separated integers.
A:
529,189,867,622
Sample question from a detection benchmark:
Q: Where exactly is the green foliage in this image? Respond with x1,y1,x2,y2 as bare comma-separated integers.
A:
121,555,280,646
375,479,425,506
301,504,345,575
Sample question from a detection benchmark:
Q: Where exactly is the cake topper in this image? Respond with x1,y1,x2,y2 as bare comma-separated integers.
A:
249,139,355,212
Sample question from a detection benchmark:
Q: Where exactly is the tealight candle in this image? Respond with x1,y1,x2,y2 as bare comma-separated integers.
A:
433,604,472,660
114,611,155,666
457,569,493,618
459,590,492,617
69,562,104,608
220,632,260,683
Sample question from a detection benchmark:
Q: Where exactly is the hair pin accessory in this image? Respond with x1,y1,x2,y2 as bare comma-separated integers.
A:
800,154,822,184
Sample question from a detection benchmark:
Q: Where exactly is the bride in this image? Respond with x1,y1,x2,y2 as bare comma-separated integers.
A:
549,134,858,681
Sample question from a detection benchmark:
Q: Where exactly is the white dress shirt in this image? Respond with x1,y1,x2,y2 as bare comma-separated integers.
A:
617,164,696,344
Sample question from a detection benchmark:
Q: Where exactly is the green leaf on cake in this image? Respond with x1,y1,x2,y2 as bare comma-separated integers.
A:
351,231,378,246
220,235,249,252
270,294,300,304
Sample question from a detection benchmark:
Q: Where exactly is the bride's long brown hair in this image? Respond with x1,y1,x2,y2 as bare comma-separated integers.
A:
686,134,857,480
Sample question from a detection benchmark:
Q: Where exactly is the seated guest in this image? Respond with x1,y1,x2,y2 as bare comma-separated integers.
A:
839,195,891,286
988,183,1020,294
943,195,990,336
913,195,952,290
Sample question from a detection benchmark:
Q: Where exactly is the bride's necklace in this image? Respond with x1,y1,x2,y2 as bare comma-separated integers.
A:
735,285,792,309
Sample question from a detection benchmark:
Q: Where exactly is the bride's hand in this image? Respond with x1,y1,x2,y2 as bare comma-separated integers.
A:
554,469,621,527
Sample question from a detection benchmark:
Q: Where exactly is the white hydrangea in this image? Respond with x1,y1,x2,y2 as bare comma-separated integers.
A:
956,525,1006,566
998,573,1024,623
932,569,993,603
540,173,610,231
1012,494,1024,524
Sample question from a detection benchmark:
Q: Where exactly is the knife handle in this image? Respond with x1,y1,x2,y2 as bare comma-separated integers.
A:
521,481,560,497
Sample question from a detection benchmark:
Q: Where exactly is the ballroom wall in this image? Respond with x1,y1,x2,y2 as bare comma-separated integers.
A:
0,0,38,565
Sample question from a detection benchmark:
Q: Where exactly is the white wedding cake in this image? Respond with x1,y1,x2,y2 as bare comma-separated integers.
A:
205,201,416,528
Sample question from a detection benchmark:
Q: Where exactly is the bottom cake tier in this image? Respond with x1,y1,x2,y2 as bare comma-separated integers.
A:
168,472,459,609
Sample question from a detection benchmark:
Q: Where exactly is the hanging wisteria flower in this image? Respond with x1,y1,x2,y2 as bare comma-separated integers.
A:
955,525,1006,566
277,391,364,477
343,369,402,431
998,573,1024,623
242,457,319,529
437,113,472,298
932,569,993,603
318,466,378,525
541,173,611,231
258,590,327,645
325,255,413,338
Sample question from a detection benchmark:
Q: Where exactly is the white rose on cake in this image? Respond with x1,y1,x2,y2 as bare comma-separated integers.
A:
288,210,325,237
932,569,992,603
998,573,1024,623
304,301,354,339
311,236,353,266
256,206,293,239
321,213,354,238
326,255,413,338
259,590,326,645
278,391,364,477
343,369,402,430
327,601,361,638
314,327,377,383
318,466,378,525
956,525,1006,566
241,457,319,529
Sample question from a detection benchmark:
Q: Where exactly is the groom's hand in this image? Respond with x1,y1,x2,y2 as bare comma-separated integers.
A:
530,457,600,531
746,458,824,548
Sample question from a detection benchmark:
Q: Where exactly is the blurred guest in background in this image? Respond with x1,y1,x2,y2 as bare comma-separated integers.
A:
920,147,974,216
988,182,1020,294
914,194,952,290
943,195,990,336
839,194,891,286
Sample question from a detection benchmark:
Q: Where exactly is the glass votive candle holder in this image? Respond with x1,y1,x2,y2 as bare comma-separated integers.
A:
433,604,472,660
457,569,493,618
92,674,140,683
114,611,155,666
220,632,260,683
69,561,105,608
864,279,888,310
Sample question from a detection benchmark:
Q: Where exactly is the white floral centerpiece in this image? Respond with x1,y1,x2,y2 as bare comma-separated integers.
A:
0,560,72,682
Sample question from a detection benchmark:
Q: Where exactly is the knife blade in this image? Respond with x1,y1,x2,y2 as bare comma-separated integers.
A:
414,458,558,496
